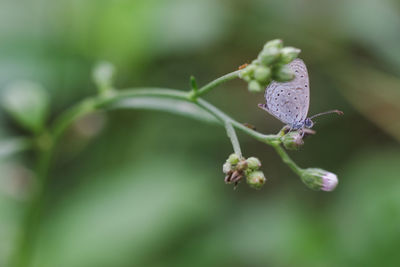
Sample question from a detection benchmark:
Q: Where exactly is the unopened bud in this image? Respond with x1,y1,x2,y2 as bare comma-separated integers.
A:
246,157,261,170
236,160,248,171
92,61,115,94
248,80,263,93
223,162,232,174
227,153,240,165
263,39,283,49
259,47,280,66
246,171,266,189
274,65,295,82
240,65,256,82
254,66,271,84
280,47,301,64
282,131,304,150
300,168,338,191
225,170,243,184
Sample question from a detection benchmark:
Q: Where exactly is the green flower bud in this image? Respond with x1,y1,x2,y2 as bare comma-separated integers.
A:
248,80,263,93
227,153,240,165
274,65,295,82
246,157,261,170
223,162,232,174
263,39,283,49
282,131,304,150
92,61,116,94
240,65,256,77
254,66,271,84
280,47,301,64
259,47,280,65
300,168,338,191
246,171,266,189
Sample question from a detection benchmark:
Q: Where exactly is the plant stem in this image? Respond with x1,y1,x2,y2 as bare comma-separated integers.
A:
224,121,242,157
13,72,298,267
272,144,303,176
195,70,242,97
194,98,279,144
12,143,53,267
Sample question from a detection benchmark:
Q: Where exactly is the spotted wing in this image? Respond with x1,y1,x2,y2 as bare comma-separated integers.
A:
264,59,310,125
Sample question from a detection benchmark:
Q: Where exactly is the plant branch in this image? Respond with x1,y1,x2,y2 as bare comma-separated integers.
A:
13,74,295,267
194,70,242,97
224,121,242,157
272,144,303,176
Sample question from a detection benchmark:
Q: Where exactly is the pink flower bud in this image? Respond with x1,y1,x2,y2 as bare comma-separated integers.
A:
300,168,338,191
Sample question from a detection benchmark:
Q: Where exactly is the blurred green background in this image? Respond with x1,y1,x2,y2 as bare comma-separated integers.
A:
1,0,400,266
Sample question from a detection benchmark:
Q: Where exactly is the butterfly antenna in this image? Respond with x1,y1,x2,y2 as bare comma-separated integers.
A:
309,109,344,120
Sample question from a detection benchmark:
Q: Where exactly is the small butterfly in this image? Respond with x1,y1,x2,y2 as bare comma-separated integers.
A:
258,58,342,131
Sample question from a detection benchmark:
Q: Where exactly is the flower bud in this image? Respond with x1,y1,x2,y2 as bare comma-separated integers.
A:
225,170,243,184
300,168,338,191
92,61,115,94
254,66,271,84
246,157,261,170
236,160,248,171
240,65,256,82
263,39,283,49
281,131,304,150
248,80,263,93
223,162,232,174
259,47,280,65
273,65,295,82
227,153,240,165
246,171,266,189
280,47,301,64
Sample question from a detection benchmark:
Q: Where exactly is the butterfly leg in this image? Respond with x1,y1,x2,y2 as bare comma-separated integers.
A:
278,125,291,135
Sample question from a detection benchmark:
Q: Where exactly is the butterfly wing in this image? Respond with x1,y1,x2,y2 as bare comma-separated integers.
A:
264,58,310,126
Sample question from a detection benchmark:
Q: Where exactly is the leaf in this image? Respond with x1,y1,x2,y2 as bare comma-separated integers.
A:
1,81,49,134
109,97,218,124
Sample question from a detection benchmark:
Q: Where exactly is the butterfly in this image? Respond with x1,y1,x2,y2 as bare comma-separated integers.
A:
258,58,342,131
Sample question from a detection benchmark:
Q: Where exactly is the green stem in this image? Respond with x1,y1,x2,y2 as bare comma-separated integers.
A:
12,143,53,267
13,73,297,267
195,98,279,144
224,121,242,157
272,144,303,176
195,70,242,97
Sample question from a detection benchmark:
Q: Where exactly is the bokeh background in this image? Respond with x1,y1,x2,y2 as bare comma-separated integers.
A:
1,0,400,266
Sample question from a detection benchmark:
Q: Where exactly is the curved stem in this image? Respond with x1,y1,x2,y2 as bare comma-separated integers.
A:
195,98,279,144
272,144,303,176
14,79,297,267
224,121,242,157
195,70,242,97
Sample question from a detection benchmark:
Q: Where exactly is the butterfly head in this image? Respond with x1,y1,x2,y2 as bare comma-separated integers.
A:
304,118,314,128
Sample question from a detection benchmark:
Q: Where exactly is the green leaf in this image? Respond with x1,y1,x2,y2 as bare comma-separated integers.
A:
110,97,218,124
1,81,49,134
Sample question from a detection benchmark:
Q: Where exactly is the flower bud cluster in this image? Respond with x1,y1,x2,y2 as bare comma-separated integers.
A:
240,39,301,93
281,131,304,150
223,154,266,189
300,168,338,191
